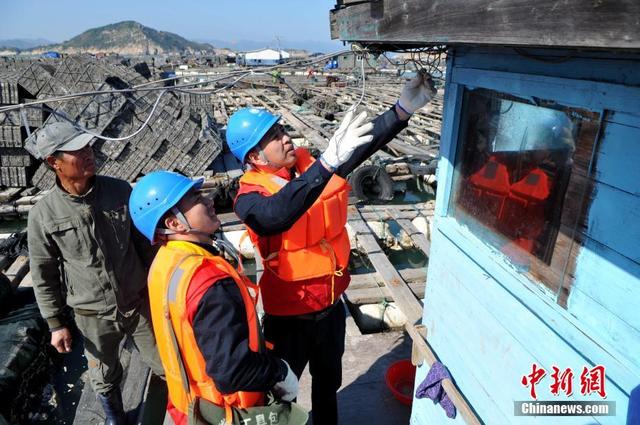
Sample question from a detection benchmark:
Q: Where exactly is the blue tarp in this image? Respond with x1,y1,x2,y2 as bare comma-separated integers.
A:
324,59,338,70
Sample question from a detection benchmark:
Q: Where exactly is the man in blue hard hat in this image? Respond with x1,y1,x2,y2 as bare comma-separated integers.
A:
226,71,437,424
129,171,307,425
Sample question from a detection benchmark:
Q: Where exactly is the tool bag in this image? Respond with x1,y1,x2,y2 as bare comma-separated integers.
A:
189,393,308,425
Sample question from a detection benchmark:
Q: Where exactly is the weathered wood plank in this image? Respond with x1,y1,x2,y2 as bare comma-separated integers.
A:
428,242,634,424
330,0,640,50
432,218,640,394
345,286,385,305
248,91,330,150
4,255,29,289
350,267,426,289
348,206,423,324
587,182,640,263
346,281,426,304
0,187,21,203
596,121,640,196
570,237,640,371
350,207,480,424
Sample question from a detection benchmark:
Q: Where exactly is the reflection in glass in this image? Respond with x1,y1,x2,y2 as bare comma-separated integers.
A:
450,88,600,302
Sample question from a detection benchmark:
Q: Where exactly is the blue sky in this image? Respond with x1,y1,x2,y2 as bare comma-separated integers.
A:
2,0,344,51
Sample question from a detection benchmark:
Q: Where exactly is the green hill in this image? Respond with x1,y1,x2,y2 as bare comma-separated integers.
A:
33,21,212,55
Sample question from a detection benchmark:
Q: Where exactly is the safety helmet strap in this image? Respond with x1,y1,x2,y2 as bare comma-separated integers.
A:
154,206,215,240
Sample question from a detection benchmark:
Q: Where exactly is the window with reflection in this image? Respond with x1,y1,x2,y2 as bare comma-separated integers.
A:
450,88,600,304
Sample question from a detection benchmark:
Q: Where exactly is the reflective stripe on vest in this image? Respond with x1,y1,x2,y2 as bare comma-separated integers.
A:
148,240,264,416
238,147,351,282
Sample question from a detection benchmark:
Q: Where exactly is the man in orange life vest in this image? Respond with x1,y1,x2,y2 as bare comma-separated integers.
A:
227,71,437,424
129,171,300,425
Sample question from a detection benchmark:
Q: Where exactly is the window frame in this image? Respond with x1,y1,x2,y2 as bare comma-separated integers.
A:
434,64,640,305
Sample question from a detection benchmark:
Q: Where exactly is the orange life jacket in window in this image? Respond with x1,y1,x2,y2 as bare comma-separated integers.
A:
147,240,264,421
236,147,351,299
505,167,552,247
467,155,511,218
467,156,552,253
509,168,551,203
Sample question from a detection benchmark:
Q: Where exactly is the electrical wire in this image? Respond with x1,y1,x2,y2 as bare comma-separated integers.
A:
0,50,353,114
41,90,168,142
7,47,374,145
346,49,367,113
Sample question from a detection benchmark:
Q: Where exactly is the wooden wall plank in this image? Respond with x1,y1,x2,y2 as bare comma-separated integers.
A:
587,182,640,263
434,68,463,217
596,121,640,196
451,47,640,88
421,229,631,424
569,238,640,370
568,288,640,373
572,238,640,332
331,0,640,50
451,68,640,115
435,216,640,393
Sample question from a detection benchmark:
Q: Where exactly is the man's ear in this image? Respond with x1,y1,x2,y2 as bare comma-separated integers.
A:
164,214,182,231
45,155,59,171
245,149,262,166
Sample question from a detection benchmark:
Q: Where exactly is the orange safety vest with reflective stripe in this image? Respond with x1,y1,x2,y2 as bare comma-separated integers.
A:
237,147,351,303
147,240,264,419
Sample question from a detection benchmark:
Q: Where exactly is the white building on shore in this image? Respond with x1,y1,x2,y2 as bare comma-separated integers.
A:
236,48,290,66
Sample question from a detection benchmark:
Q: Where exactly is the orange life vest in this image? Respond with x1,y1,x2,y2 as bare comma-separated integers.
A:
238,147,351,283
466,156,552,253
468,156,511,218
147,240,264,420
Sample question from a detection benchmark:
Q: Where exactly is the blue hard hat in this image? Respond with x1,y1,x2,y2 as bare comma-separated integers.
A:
226,107,280,162
129,170,203,243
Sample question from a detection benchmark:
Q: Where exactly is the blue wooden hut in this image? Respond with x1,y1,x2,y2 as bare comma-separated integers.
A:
331,1,640,423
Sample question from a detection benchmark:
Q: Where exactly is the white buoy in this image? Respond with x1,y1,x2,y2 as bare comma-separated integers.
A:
219,230,255,259
353,302,407,332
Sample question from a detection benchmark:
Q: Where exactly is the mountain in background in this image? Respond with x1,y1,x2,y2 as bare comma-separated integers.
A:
1,22,344,56
28,21,212,55
197,38,345,54
0,38,55,50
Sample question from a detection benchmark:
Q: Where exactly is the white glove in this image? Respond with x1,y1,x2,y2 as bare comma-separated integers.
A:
272,360,299,402
320,109,374,170
397,70,437,115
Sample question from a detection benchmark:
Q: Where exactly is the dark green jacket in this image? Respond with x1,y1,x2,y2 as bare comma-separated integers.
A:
27,175,156,329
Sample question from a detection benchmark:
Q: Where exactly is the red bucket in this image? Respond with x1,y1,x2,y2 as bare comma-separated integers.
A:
385,359,416,405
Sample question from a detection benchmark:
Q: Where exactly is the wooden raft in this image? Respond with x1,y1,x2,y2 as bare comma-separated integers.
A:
345,205,481,425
